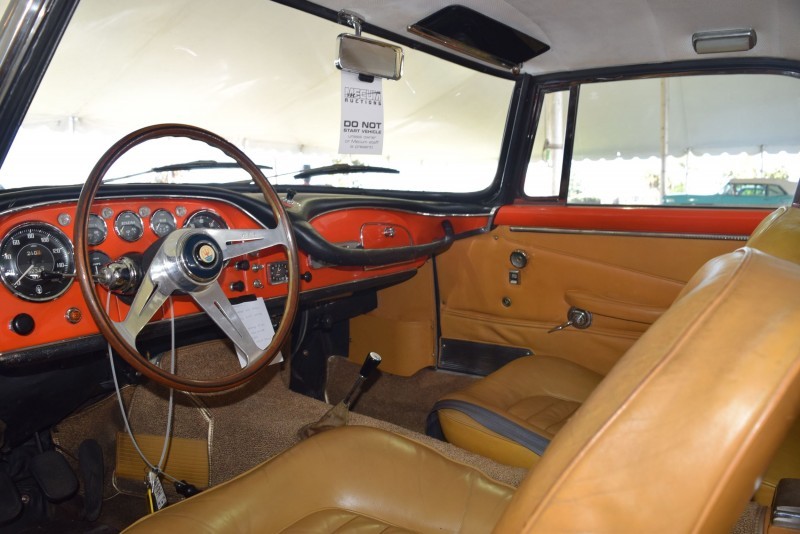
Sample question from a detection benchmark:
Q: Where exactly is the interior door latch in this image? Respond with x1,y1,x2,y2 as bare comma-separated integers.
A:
548,307,592,333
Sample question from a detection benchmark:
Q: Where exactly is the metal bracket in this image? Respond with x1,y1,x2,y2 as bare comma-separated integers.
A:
338,10,365,36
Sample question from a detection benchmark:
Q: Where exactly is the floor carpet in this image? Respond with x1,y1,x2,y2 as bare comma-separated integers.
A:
325,355,478,434
52,340,526,530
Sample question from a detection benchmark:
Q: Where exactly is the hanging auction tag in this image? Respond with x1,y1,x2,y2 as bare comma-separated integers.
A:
232,298,283,368
339,71,384,155
147,471,168,511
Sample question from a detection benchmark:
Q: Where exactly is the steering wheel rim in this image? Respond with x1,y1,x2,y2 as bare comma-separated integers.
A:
74,124,300,393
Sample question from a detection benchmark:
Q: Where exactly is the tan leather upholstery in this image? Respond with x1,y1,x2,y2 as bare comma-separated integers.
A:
497,208,800,532
435,207,800,469
743,205,800,264
125,206,800,533
124,425,514,533
436,356,602,467
437,226,738,375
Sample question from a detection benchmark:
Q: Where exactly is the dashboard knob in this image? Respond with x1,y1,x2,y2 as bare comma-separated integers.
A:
10,313,35,336
235,260,250,271
229,281,246,292
301,271,312,283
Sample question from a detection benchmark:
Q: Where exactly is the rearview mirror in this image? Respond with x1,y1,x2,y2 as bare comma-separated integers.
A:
335,34,403,81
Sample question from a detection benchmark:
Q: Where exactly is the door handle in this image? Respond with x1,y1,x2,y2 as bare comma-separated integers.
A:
548,307,592,333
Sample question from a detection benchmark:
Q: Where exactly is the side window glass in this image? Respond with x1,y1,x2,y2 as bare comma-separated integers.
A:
526,74,800,207
524,90,569,197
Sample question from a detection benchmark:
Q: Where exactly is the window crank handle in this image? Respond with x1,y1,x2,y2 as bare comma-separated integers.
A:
548,319,574,333
548,307,592,334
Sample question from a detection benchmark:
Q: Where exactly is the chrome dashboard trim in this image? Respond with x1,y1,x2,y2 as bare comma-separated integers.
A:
509,226,749,241
307,205,492,223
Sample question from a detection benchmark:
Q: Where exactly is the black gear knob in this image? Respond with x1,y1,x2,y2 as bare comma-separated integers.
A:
359,351,382,379
343,352,382,407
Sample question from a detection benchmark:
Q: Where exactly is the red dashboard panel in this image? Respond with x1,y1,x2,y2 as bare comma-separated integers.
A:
0,198,487,354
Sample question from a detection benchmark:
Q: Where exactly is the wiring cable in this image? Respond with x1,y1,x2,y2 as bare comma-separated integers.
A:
107,290,178,483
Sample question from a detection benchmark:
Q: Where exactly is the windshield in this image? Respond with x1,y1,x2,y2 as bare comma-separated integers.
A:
0,0,514,193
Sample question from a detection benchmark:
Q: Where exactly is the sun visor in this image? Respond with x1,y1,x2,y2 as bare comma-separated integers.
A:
408,5,549,74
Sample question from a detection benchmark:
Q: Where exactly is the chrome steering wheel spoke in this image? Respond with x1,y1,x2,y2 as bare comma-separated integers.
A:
204,228,288,260
113,268,173,347
191,281,262,366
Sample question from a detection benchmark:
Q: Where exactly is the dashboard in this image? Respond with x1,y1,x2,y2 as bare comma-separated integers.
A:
0,186,491,364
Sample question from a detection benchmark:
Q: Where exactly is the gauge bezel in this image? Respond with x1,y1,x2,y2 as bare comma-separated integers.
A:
183,209,228,229
150,208,177,237
0,221,75,302
114,210,144,242
87,213,108,245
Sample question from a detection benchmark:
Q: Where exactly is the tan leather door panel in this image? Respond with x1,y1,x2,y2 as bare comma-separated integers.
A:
436,226,742,375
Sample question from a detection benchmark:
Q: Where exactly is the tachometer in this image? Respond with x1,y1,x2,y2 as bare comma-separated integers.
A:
114,210,144,242
184,210,227,229
0,222,75,301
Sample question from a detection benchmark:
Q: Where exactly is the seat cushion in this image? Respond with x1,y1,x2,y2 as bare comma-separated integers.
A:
434,356,603,468
123,426,514,533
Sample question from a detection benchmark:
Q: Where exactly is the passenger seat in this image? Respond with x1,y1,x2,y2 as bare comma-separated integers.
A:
427,355,602,468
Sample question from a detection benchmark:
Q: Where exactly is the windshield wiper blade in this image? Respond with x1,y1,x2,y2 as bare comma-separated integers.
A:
293,163,398,180
107,160,272,182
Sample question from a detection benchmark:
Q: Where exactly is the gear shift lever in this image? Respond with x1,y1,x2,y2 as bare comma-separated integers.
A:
298,352,382,439
342,352,381,407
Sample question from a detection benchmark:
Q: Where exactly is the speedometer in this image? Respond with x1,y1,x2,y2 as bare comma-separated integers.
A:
0,222,75,301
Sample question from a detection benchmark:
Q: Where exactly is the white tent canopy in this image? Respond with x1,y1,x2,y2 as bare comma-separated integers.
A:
573,74,800,160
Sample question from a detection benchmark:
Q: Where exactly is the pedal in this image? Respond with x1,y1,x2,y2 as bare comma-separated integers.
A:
29,450,78,502
0,469,21,524
78,439,104,521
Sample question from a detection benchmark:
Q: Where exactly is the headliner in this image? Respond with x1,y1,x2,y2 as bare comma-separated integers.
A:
309,0,800,75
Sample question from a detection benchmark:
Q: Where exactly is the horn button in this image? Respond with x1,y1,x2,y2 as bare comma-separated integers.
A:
179,233,224,282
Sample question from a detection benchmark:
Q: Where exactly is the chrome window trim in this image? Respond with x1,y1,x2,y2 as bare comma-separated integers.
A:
509,226,748,241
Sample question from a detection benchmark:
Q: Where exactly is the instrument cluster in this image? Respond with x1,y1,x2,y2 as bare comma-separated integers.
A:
0,206,227,302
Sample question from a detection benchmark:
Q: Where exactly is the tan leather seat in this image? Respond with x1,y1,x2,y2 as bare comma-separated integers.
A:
432,204,800,469
125,205,800,532
430,356,602,467
126,425,514,533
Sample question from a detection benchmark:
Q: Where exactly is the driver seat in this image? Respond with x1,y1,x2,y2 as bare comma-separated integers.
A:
125,206,800,532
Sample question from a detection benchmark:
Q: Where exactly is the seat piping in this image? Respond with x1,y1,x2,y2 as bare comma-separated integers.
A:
428,399,551,456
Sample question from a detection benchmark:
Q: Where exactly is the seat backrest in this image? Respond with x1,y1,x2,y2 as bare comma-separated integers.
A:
496,206,800,533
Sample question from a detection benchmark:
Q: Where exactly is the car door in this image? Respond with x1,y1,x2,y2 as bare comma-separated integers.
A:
435,71,797,377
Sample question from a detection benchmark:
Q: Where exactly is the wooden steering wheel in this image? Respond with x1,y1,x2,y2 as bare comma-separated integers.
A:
74,124,299,393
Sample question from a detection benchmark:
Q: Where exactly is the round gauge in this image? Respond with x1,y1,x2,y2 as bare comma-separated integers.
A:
89,250,111,277
184,210,228,229
88,213,108,245
150,209,177,237
0,222,75,301
114,210,144,242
